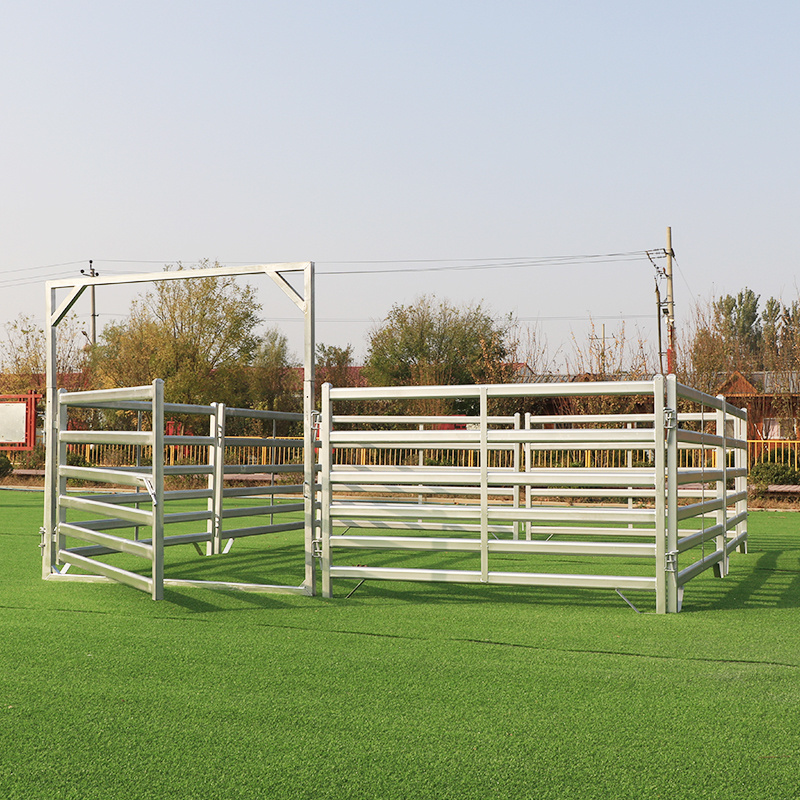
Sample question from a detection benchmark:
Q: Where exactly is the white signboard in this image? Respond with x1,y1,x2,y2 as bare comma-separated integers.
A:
0,403,27,443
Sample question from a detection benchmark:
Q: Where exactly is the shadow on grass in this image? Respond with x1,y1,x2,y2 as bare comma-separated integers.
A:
681,547,800,612
68,513,800,616
332,578,660,614
162,586,299,614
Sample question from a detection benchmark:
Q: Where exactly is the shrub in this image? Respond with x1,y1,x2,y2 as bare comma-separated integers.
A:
749,461,800,487
66,449,90,468
0,454,13,478
13,444,46,470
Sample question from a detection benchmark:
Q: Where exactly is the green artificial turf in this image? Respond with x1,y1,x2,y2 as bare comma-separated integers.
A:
1,490,799,799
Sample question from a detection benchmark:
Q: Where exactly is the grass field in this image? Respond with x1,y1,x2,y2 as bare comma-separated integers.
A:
2,490,799,799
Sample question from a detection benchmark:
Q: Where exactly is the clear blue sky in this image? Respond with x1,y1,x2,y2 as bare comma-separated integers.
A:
2,1,798,365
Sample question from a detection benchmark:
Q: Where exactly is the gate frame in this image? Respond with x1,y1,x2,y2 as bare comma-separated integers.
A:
41,262,317,596
319,376,748,613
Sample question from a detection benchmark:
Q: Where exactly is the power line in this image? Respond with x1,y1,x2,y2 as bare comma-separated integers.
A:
316,250,667,276
0,249,669,290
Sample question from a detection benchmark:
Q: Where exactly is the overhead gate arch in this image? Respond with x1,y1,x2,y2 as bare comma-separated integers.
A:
41,262,317,597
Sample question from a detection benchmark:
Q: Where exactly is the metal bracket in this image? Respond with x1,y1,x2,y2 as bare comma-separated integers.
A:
665,550,679,573
311,538,323,558
139,475,158,507
38,526,47,550
664,408,677,430
311,410,322,437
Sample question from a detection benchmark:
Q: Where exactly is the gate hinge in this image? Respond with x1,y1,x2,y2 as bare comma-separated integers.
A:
38,526,48,550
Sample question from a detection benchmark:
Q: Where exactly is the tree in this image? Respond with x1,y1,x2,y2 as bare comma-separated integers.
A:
315,342,363,414
363,296,516,415
0,313,90,393
91,262,262,406
249,326,300,413
561,319,655,416
364,296,513,388
316,343,357,388
685,288,800,393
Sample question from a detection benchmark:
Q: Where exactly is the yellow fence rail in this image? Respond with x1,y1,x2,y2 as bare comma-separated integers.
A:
66,437,800,471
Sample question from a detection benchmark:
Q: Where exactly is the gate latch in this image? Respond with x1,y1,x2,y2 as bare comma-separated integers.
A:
664,408,677,430
665,550,679,573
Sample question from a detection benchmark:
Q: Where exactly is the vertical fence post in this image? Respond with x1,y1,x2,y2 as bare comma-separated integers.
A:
666,375,679,613
151,379,165,601
736,409,748,552
42,287,59,579
302,262,317,596
513,412,521,540
320,382,332,598
207,403,225,556
524,412,532,541
715,397,729,577
418,423,424,508
653,375,666,614
627,421,634,528
479,387,489,582
53,390,69,570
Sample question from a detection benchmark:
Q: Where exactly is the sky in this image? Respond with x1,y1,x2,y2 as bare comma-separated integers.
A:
2,1,799,369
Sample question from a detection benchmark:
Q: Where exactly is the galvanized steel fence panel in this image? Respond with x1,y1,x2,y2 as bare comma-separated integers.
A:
43,381,312,598
319,376,748,613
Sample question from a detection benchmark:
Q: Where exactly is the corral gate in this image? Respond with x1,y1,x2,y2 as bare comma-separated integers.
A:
45,381,311,598
319,376,748,613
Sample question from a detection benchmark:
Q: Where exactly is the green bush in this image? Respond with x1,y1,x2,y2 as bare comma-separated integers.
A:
0,454,13,478
749,461,800,486
66,449,90,468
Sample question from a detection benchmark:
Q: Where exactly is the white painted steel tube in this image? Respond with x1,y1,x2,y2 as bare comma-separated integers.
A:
59,430,154,446
59,384,155,404
329,380,656,400
58,550,152,593
58,524,153,559
60,495,154,526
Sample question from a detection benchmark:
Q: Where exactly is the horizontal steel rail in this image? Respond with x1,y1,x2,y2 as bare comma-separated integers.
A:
221,502,305,519
60,430,154,446
219,521,305,539
59,523,154,558
327,565,657,592
60,495,154,527
59,384,156,405
333,519,513,534
329,380,656,400
330,534,656,558
58,466,153,487
56,550,153,593
330,465,658,487
163,578,309,595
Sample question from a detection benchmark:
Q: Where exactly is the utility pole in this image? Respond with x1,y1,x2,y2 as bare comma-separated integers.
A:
665,227,676,374
655,276,664,375
80,260,98,345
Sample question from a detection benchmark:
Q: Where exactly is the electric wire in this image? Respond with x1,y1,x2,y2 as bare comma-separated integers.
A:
0,249,668,289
